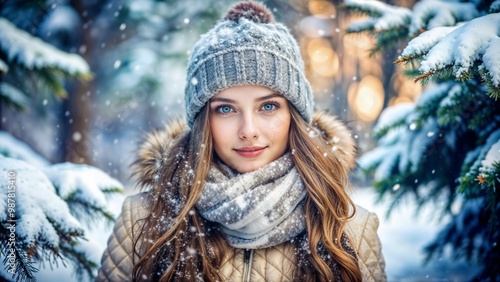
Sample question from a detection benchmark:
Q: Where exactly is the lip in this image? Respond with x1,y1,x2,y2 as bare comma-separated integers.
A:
234,146,266,158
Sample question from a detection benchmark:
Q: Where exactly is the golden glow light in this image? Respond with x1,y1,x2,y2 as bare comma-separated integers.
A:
307,38,330,54
348,75,384,121
390,96,413,105
307,38,339,77
308,0,336,18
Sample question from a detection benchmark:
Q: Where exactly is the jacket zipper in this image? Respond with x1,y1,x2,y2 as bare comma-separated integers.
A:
242,249,254,282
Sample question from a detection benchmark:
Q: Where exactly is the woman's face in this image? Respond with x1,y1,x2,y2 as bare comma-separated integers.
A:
209,85,291,173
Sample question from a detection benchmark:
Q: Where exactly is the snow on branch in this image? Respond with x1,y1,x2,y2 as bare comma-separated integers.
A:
348,1,500,274
44,163,124,224
0,131,50,168
491,0,500,13
0,58,8,73
458,129,500,197
0,157,84,282
358,103,415,179
0,83,30,111
343,0,411,31
409,0,479,36
481,138,500,173
462,129,500,180
0,158,84,246
0,17,90,79
343,0,411,54
399,13,500,99
0,132,123,280
396,25,460,63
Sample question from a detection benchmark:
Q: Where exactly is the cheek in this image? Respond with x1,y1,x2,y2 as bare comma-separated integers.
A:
267,115,290,142
210,123,221,146
210,120,231,147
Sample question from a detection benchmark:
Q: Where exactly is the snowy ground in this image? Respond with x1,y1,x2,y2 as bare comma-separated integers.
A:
3,187,477,281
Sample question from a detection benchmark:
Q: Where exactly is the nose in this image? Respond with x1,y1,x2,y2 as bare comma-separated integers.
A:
239,113,259,140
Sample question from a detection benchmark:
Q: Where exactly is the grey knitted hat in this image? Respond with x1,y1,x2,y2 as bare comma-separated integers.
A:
184,1,314,127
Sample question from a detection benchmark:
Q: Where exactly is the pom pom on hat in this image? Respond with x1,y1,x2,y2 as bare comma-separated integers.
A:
224,1,274,23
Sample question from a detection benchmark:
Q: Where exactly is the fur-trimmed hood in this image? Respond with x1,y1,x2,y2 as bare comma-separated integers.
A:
132,111,357,188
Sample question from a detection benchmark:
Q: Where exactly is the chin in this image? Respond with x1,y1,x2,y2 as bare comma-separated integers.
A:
234,163,263,174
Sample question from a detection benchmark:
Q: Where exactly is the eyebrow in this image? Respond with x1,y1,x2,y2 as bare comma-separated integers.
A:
210,93,283,103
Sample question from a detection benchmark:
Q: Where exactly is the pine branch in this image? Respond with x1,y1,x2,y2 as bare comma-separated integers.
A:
0,18,91,81
394,54,424,65
491,1,500,13
402,68,421,78
415,65,456,85
373,118,407,139
373,174,421,218
30,67,68,99
344,20,409,56
459,161,500,198
101,187,123,197
0,82,29,111
410,9,435,36
468,99,497,132
59,243,98,281
344,22,375,34
409,0,480,36
342,0,411,55
0,227,38,282
414,97,447,122
10,247,38,282
424,192,499,272
348,1,500,277
340,3,383,18
61,189,117,226
369,27,408,56
479,67,500,100
434,80,497,132
384,186,411,219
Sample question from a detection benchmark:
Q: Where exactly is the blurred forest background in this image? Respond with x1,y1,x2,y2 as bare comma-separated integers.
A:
2,0,407,177
1,0,499,281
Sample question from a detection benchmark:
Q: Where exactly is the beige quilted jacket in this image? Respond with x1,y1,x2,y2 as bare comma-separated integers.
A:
97,112,386,281
97,193,386,281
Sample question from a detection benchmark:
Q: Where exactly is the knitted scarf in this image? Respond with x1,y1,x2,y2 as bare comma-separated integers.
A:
196,153,307,249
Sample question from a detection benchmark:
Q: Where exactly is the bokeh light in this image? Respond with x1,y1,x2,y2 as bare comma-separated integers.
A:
307,38,339,77
308,0,337,18
348,75,384,121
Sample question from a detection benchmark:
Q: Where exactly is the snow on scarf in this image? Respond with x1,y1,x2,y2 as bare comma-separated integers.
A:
196,153,306,249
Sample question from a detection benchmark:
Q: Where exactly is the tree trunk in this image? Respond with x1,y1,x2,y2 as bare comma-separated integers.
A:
63,0,94,164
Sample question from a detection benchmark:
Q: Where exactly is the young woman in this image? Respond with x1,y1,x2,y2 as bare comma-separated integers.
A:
97,1,386,281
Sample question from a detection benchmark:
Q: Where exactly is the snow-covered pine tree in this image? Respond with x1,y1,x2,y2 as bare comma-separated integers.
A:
0,15,122,282
0,152,123,282
0,17,91,111
343,0,499,280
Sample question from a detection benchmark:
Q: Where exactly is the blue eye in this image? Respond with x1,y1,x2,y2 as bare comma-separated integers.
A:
217,105,233,114
261,103,277,112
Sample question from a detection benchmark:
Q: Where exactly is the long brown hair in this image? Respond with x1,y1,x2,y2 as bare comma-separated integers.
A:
132,104,361,281
132,105,228,281
289,106,361,281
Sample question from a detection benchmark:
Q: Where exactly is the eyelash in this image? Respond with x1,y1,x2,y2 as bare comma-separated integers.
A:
215,104,235,115
213,101,281,115
261,101,280,112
